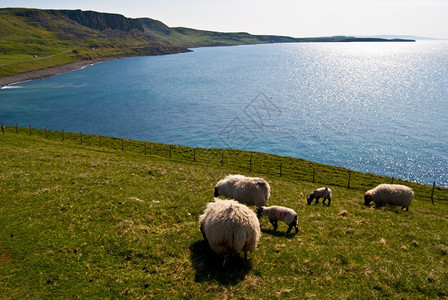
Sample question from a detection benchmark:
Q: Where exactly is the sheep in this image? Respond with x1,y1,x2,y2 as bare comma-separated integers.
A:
199,198,261,267
307,187,332,206
364,184,414,211
256,206,298,234
214,174,270,207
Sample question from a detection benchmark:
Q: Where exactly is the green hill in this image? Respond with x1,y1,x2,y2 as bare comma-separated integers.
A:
0,8,188,76
1,8,415,77
1,128,447,298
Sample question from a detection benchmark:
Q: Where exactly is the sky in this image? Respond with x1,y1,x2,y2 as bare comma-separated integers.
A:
1,0,448,39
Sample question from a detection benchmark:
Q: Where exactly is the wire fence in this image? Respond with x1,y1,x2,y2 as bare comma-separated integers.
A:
2,122,447,204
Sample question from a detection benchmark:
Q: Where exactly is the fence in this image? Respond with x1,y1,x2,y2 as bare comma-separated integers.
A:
1,122,447,204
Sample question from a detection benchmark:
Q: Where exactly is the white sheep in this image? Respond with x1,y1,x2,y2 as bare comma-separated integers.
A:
364,184,414,211
199,198,261,267
307,187,332,206
214,174,270,207
256,206,298,234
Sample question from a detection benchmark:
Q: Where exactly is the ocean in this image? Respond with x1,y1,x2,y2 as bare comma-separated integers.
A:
1,41,447,186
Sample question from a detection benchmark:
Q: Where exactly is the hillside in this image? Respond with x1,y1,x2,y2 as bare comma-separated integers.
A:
139,17,415,48
1,8,415,78
0,8,189,77
1,128,447,298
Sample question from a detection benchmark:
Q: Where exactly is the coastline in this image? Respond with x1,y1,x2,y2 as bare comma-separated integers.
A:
0,58,111,87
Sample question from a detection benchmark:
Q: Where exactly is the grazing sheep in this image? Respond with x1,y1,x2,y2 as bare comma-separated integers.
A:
307,187,332,206
256,206,298,234
364,184,414,211
214,174,270,207
199,198,261,267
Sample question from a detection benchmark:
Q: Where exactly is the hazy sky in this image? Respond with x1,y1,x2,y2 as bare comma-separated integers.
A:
1,0,447,39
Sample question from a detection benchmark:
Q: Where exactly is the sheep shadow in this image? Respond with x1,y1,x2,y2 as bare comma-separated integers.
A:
260,228,297,239
189,240,252,286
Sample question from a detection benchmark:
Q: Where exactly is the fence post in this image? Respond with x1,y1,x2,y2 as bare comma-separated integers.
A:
45,127,48,138
391,177,394,184
250,156,253,172
193,148,196,162
169,145,172,158
62,129,64,141
312,168,316,183
144,142,147,155
80,132,83,144
99,136,102,147
347,171,351,189
221,153,224,166
122,139,124,150
29,124,32,135
431,181,436,205
16,123,18,134
1,122,4,135
280,162,283,177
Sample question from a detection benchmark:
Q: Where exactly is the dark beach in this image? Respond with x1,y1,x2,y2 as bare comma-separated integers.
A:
0,59,107,87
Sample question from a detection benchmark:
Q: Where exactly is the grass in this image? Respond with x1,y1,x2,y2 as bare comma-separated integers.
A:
1,129,448,298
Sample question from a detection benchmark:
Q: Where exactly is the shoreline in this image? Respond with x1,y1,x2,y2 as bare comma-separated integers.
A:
0,58,112,87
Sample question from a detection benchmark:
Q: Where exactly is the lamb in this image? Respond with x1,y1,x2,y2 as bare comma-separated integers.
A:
364,184,414,211
256,206,298,234
214,174,270,207
307,187,332,206
199,198,261,267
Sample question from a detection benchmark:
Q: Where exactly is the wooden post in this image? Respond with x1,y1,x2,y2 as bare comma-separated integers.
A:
193,148,196,162
29,124,32,135
122,139,124,150
250,156,253,172
45,127,48,138
99,136,102,147
144,142,147,155
62,129,64,141
169,145,172,158
313,168,316,183
221,153,224,166
80,132,83,144
391,177,394,184
15,123,18,134
280,162,283,177
1,122,4,135
431,181,436,205
347,171,351,189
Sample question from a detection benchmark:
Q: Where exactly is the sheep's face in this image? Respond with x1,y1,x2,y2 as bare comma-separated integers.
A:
214,186,220,197
306,195,314,205
364,194,372,206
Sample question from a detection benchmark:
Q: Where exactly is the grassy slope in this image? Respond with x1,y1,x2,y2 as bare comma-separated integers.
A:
1,130,447,298
0,8,187,77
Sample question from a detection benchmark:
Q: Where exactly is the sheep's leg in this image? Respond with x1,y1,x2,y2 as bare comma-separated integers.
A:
269,218,278,231
223,255,229,268
315,197,320,204
286,224,292,234
327,197,331,206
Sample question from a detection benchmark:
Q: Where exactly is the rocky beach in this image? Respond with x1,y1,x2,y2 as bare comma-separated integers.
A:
0,59,108,87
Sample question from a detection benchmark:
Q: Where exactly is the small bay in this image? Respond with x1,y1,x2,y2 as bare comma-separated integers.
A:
1,41,447,186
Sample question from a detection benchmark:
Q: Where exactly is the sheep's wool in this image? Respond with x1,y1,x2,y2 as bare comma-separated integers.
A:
199,199,261,256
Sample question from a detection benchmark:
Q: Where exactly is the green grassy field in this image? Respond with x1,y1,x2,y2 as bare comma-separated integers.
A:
1,129,447,298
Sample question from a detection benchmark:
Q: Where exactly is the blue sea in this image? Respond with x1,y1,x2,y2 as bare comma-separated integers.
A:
1,42,447,187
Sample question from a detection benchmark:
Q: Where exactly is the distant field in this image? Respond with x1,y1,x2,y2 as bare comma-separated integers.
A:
1,128,447,298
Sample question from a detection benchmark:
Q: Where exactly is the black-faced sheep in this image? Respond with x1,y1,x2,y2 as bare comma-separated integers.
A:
256,206,298,234
364,184,414,211
199,198,261,267
214,174,270,207
307,187,332,206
